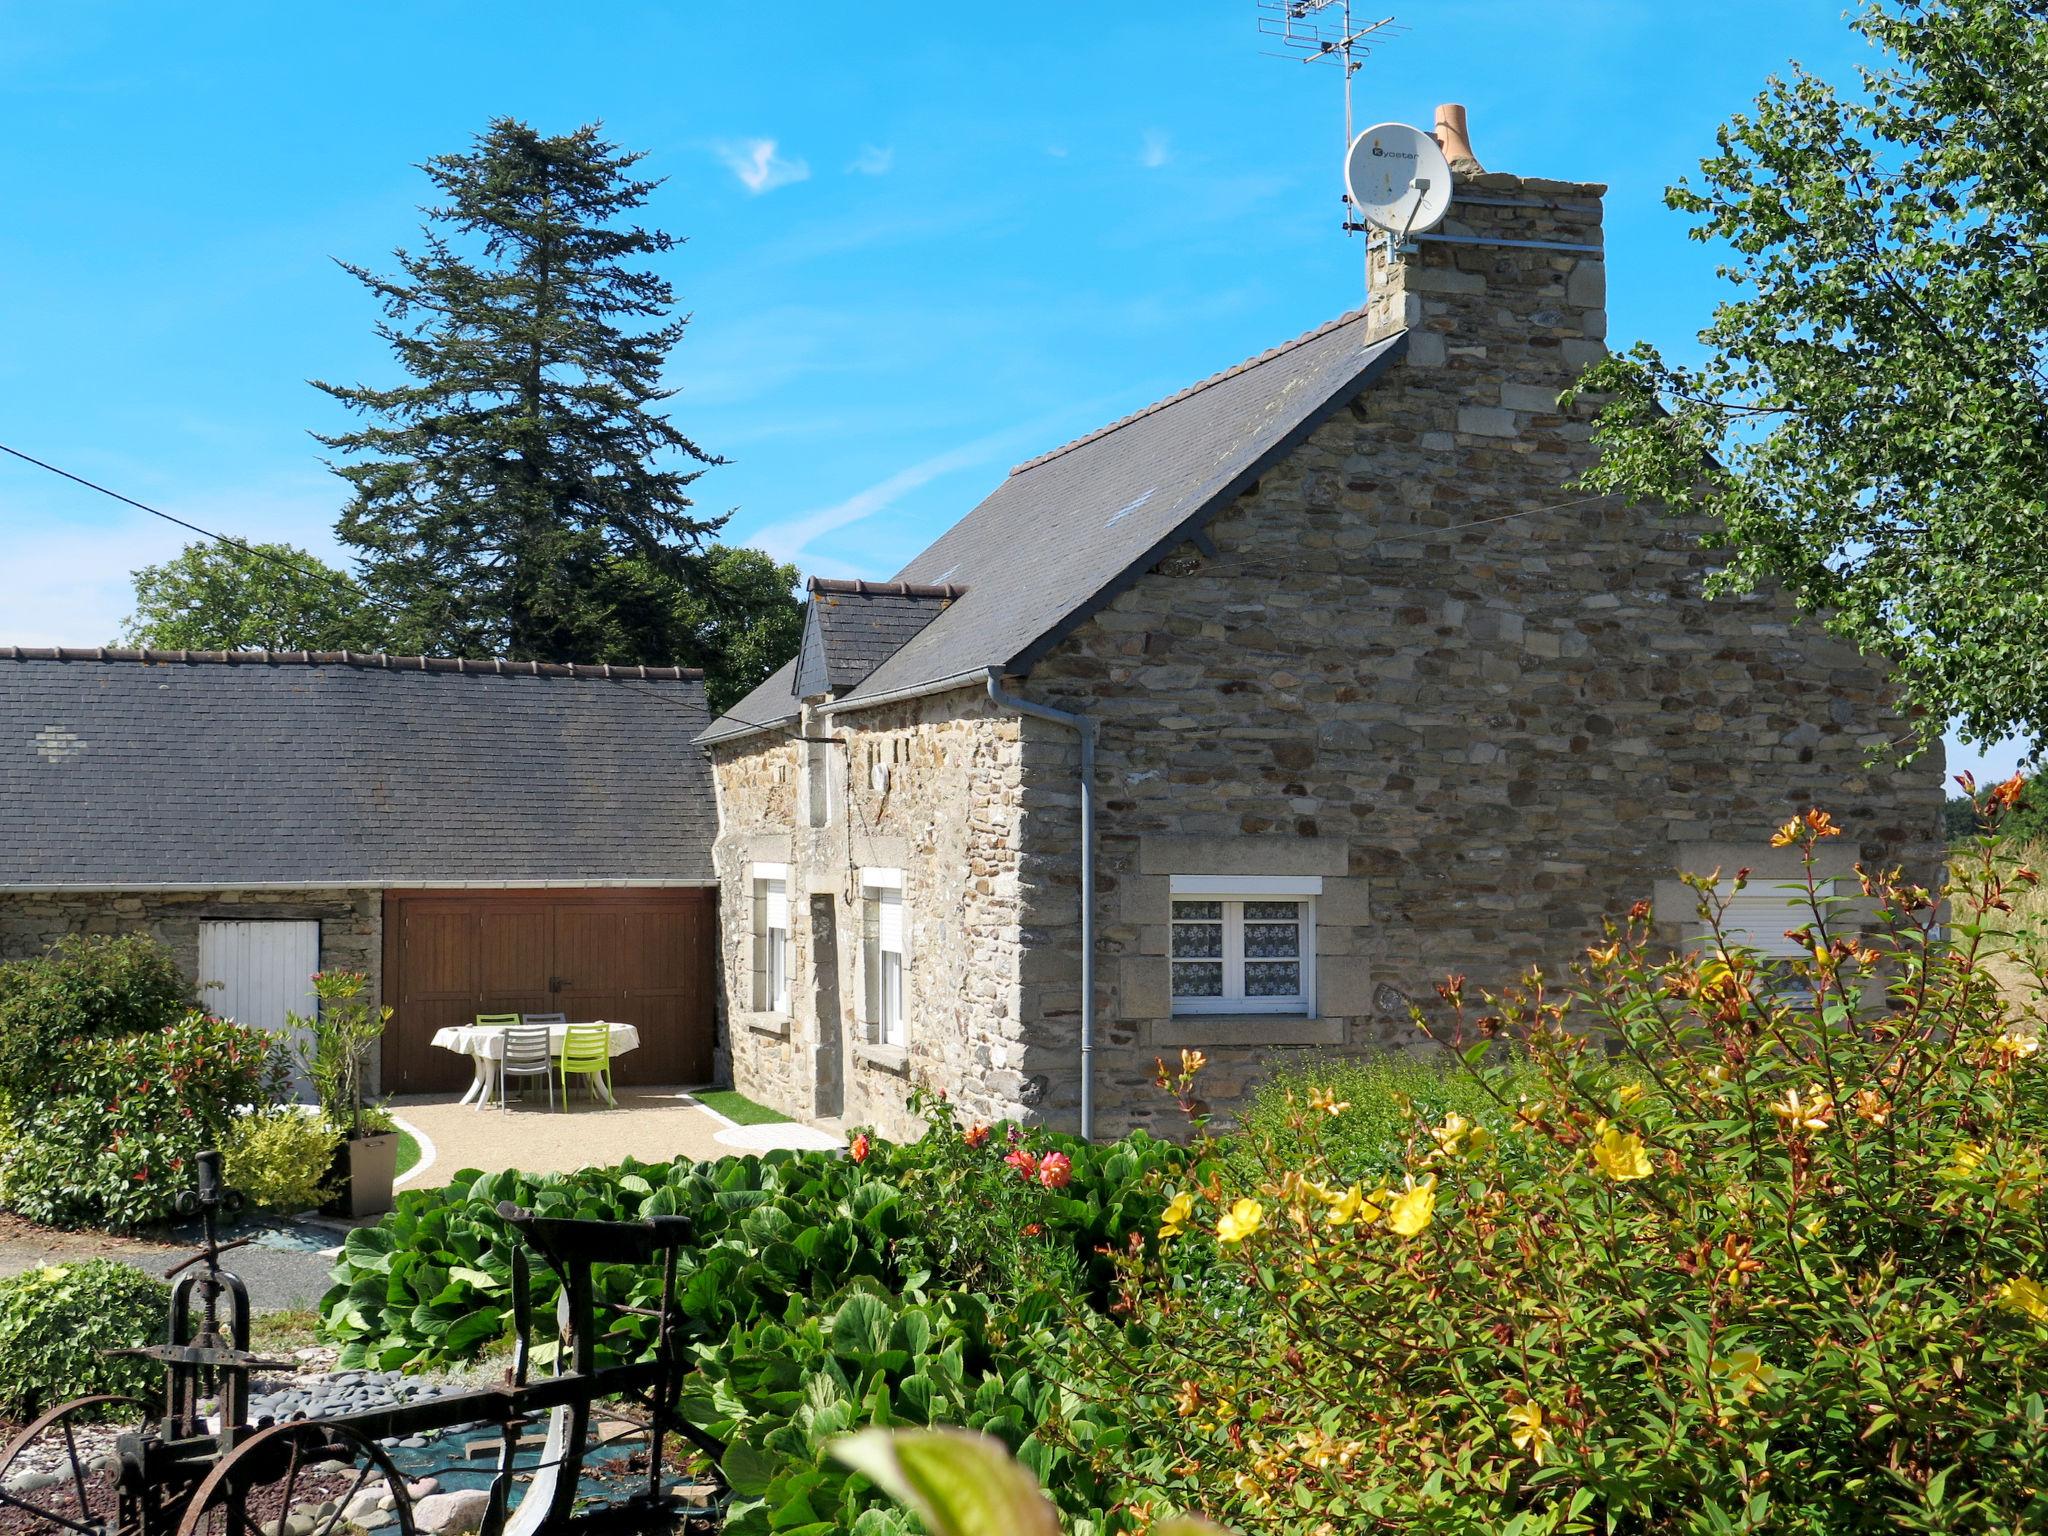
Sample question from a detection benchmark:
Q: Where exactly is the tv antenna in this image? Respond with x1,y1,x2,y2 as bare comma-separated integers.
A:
1256,1,1406,232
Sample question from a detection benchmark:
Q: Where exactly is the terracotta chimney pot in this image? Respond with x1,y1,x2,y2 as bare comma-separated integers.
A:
1434,103,1483,175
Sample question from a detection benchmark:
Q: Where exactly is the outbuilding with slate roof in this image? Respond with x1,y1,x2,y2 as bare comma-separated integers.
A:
698,150,1945,1142
1,648,720,1093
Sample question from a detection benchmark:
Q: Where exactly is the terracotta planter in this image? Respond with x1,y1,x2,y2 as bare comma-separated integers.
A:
326,1132,399,1218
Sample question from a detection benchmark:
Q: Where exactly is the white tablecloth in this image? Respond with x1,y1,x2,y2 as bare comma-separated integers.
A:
429,1020,640,1107
430,1020,641,1061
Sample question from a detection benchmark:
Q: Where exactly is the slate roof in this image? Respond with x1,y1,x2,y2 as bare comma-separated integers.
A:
0,649,715,887
792,579,964,700
699,311,1406,745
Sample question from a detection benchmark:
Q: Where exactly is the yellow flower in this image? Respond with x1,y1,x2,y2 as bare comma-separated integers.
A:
1159,1191,1193,1240
1504,1401,1554,1463
1770,1089,1833,1133
1216,1197,1265,1245
1850,1088,1891,1125
1325,1183,1384,1227
1308,1087,1352,1117
1796,1212,1825,1244
1770,817,1803,848
1174,1379,1203,1418
1431,1112,1492,1157
1590,1122,1652,1182
1616,1081,1647,1106
1998,1274,2048,1323
1180,1048,1208,1077
1717,1349,1777,1397
1996,1023,2042,1060
1386,1175,1437,1238
1950,1141,1988,1178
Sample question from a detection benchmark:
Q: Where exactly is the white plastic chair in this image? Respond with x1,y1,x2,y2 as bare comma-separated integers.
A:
499,1020,558,1111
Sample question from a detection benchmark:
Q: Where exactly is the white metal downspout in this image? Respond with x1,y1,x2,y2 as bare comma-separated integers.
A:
985,668,1096,1141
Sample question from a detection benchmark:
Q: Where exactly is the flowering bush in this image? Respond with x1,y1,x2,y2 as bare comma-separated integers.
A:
1069,795,2048,1533
868,1086,1183,1312
4,1010,283,1228
0,934,191,1114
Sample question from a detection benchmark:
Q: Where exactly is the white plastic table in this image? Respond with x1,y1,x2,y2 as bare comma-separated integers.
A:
429,1020,641,1109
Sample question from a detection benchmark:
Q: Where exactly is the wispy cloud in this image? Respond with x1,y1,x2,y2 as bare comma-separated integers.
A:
846,144,894,176
714,138,810,194
1139,129,1172,169
745,403,1113,571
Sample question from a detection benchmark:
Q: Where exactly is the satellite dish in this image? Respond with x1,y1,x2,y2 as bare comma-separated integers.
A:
1344,122,1454,246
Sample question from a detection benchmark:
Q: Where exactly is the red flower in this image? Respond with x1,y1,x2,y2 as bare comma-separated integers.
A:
1022,1223,1045,1238
1005,1148,1039,1181
963,1123,991,1150
1037,1151,1073,1190
849,1132,872,1164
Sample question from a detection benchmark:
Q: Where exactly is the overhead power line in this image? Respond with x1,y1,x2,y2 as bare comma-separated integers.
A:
1,437,1629,742
0,438,732,730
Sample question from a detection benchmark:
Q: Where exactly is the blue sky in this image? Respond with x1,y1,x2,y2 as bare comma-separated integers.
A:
0,2,2019,782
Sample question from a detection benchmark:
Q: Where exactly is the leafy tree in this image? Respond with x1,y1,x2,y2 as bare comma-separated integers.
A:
118,539,385,653
316,118,730,665
610,544,804,715
1568,0,2048,760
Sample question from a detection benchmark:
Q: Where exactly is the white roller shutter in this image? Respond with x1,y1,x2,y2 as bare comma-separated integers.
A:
875,888,903,954
1716,889,1813,957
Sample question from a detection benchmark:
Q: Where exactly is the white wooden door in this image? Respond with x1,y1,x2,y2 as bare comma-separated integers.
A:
198,921,320,1100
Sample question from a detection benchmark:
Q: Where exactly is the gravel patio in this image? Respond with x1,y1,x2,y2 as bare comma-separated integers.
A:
390,1086,843,1187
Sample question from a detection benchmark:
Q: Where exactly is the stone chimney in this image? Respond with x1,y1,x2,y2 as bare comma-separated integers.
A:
1364,105,1607,399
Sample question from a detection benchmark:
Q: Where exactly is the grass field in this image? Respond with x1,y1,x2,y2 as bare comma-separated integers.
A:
395,1129,421,1177
693,1088,788,1126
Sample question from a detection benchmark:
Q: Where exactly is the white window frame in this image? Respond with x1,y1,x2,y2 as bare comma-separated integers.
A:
751,863,792,1015
1169,875,1319,1016
861,868,906,1047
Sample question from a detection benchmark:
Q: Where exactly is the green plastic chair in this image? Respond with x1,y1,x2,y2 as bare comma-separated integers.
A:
558,1023,614,1108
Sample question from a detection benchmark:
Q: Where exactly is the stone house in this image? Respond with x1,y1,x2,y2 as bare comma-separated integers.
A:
698,148,1945,1142
0,649,719,1093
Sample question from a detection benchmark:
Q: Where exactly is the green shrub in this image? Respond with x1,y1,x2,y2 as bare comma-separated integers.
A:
1072,808,2048,1533
221,1108,340,1212
4,1011,284,1228
325,1124,1181,1534
1233,1052,1522,1184
0,934,191,1112
294,969,390,1139
0,1260,167,1417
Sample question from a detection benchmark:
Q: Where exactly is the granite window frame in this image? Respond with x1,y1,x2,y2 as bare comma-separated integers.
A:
1168,875,1320,1017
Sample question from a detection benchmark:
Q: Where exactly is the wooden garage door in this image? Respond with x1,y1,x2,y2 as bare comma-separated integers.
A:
381,889,718,1093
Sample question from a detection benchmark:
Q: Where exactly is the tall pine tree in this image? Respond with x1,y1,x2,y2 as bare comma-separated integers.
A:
316,119,730,663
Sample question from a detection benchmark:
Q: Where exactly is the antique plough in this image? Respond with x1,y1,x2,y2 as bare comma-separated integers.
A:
0,1152,721,1536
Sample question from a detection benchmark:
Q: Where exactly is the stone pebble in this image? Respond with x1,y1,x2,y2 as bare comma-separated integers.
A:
246,1368,463,1429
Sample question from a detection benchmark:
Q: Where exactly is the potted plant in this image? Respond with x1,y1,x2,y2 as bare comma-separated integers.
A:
292,969,399,1217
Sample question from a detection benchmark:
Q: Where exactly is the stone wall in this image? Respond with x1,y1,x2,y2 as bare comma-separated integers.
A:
707,690,1035,1139
699,168,1945,1143
0,887,385,1080
1013,171,1946,1136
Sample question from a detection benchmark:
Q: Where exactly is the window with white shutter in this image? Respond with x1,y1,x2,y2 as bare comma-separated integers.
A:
751,864,792,1014
861,869,906,1047
1711,884,1816,958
